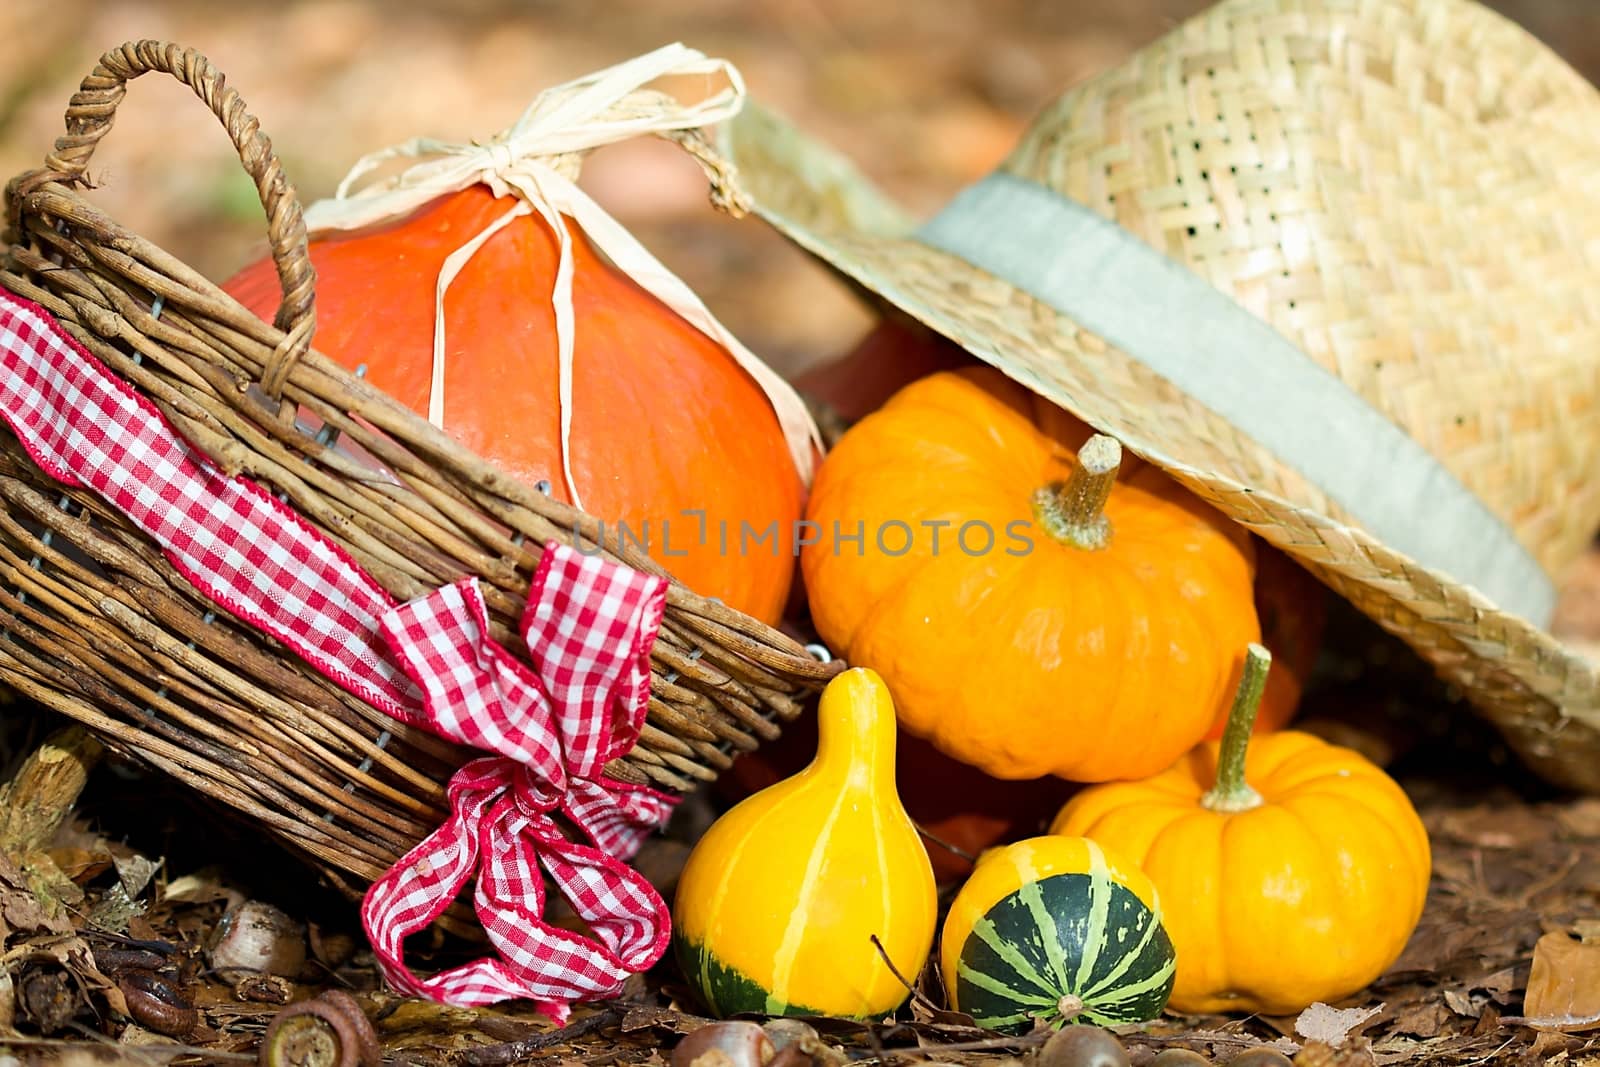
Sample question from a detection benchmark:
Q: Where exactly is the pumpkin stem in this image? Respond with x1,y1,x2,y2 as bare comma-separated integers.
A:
1200,644,1272,814
1033,435,1121,550
1055,994,1084,1022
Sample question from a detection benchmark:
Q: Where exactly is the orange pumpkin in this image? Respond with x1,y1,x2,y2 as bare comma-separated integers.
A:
799,318,1320,741
800,366,1260,782
1052,645,1431,1015
222,185,803,623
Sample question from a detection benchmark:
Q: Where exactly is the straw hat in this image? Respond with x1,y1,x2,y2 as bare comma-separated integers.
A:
715,0,1600,791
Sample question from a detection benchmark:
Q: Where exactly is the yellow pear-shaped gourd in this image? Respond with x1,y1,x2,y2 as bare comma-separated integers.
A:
672,667,938,1018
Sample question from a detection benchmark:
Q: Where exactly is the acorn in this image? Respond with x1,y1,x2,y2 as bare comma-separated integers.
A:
673,1021,776,1067
762,1018,845,1067
1225,1050,1293,1067
762,1019,820,1053
1038,1026,1131,1067
209,900,306,978
1150,1051,1211,1067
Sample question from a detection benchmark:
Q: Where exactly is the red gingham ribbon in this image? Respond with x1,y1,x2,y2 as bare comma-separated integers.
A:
364,555,673,1014
0,290,676,1018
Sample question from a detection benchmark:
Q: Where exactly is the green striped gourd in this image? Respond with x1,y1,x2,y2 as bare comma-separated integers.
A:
940,836,1176,1033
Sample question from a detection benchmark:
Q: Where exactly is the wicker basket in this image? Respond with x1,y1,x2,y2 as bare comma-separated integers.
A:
0,41,840,908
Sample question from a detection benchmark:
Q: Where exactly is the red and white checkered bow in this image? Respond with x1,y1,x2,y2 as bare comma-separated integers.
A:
364,554,674,1014
0,290,677,1019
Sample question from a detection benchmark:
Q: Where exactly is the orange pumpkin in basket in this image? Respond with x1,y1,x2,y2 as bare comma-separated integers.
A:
222,185,804,624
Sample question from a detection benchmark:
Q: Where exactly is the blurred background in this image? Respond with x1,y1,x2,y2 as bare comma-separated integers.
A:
2,0,1598,382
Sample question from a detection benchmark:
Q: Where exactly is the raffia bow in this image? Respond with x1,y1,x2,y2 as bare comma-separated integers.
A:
301,43,821,509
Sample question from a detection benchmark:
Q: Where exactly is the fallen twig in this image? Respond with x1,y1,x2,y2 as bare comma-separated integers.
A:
0,1032,253,1062
1497,1009,1600,1033
1121,1031,1300,1052
460,1006,623,1066
847,1027,1053,1062
912,823,977,865
870,933,943,1018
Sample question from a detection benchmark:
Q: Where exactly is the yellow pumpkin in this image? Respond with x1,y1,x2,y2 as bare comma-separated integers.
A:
671,668,938,1019
1050,645,1432,1015
800,367,1260,782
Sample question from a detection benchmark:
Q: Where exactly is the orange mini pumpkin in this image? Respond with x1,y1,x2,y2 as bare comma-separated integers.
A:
800,367,1260,782
798,321,1321,745
1052,644,1431,1015
223,185,804,623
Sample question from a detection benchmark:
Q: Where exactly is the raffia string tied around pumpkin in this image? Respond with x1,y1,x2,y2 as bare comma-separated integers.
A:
299,42,820,508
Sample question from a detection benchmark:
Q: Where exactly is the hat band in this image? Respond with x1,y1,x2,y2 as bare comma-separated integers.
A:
917,171,1556,626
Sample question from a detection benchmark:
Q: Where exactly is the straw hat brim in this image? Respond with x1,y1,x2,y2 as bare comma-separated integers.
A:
716,100,1600,792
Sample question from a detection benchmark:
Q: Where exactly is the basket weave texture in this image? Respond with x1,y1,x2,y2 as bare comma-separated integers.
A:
0,41,840,900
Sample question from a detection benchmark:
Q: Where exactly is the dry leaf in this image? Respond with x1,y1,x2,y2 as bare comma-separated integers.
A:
1476,967,1520,1000
161,867,240,907
1510,932,1600,1032
1434,806,1555,850
1556,799,1600,839
1530,1030,1574,1059
1295,1002,1384,1048
623,1005,714,1035
45,846,112,884
0,967,13,1031
112,853,159,898
1386,910,1499,979
0,849,72,938
1389,999,1450,1039
88,883,145,934
1293,1038,1376,1067
1443,989,1483,1018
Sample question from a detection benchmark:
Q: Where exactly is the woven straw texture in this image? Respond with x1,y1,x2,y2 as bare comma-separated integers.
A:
0,41,841,909
718,0,1600,790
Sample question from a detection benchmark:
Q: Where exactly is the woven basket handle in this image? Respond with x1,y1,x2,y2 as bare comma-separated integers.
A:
41,40,315,399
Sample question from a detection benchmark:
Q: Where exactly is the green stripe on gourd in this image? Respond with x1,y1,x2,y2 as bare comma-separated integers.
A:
672,935,829,1019
952,872,1176,1034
